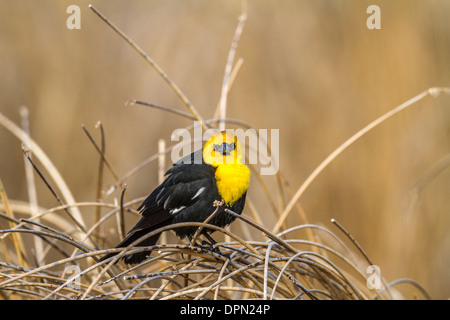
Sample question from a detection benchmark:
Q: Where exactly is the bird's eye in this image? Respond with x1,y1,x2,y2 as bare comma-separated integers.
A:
212,142,236,156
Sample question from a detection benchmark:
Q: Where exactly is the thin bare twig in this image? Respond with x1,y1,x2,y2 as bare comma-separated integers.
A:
22,149,92,241
81,123,119,182
88,4,208,130
273,87,450,233
19,106,43,264
0,111,86,231
118,184,127,240
94,122,106,234
218,2,247,130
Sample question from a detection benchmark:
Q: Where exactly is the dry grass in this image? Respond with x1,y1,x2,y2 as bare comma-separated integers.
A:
1,2,449,300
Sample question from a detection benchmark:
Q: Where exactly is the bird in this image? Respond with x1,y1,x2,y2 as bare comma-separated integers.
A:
100,131,250,264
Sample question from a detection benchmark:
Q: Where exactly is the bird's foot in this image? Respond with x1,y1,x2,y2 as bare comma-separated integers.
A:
199,240,222,255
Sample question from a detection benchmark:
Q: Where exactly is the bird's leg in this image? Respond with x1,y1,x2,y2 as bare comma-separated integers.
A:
202,233,221,255
203,233,231,262
188,233,221,255
187,234,199,247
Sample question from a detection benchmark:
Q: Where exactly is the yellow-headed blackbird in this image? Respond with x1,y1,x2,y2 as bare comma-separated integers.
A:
101,131,250,264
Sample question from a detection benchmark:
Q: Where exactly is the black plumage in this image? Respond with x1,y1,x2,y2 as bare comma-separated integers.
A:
100,149,247,265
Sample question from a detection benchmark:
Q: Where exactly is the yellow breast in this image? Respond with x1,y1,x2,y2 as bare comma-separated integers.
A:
214,163,250,206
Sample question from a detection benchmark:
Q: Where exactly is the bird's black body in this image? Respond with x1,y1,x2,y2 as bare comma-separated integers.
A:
100,149,247,265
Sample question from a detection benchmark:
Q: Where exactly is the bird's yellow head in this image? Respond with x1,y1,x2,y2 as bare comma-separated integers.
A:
202,131,245,167
202,131,250,205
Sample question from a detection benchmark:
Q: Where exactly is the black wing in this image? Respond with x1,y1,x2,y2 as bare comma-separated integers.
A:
131,161,216,232
100,155,217,264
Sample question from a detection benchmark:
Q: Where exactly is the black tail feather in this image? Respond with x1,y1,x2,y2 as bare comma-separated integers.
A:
99,229,162,265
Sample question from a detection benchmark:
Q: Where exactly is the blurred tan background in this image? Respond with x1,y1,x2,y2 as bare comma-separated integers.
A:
0,0,449,298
